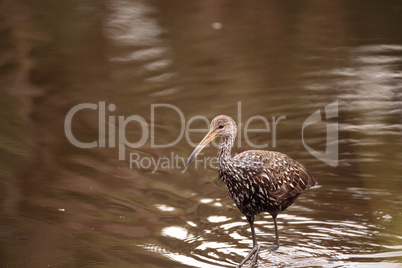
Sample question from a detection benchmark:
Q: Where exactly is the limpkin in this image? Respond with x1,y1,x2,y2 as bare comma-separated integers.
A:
186,115,317,267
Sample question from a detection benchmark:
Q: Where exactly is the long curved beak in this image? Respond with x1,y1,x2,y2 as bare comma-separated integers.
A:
186,130,218,167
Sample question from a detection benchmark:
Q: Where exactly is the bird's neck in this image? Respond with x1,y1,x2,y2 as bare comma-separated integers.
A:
217,136,234,170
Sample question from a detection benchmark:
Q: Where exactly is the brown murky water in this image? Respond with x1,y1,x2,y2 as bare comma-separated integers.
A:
1,1,401,267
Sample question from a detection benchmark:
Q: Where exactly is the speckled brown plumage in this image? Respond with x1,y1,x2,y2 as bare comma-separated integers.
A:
221,150,316,219
186,115,317,267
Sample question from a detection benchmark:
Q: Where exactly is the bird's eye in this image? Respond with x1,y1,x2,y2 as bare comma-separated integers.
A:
218,125,224,129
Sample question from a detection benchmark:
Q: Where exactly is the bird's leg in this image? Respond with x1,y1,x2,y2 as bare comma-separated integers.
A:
273,215,280,248
237,216,260,268
238,215,281,267
261,215,280,251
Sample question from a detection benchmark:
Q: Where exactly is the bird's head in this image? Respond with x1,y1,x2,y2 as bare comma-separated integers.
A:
186,115,237,167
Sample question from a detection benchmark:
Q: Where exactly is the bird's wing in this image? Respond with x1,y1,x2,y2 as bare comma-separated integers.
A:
235,150,317,200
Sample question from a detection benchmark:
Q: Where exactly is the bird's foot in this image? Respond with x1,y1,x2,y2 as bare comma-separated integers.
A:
237,244,261,268
260,240,279,251
237,241,280,267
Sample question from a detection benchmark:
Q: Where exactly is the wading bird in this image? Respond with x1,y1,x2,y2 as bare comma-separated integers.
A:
186,115,317,267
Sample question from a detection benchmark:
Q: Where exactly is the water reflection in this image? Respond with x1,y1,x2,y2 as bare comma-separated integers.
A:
106,0,177,93
106,0,163,46
0,0,401,267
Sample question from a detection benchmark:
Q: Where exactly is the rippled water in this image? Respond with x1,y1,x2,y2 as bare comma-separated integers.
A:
0,0,401,267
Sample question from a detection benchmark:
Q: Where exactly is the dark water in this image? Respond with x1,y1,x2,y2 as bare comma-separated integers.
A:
1,1,401,267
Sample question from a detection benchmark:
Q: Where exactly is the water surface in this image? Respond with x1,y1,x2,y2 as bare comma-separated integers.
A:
0,0,401,267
